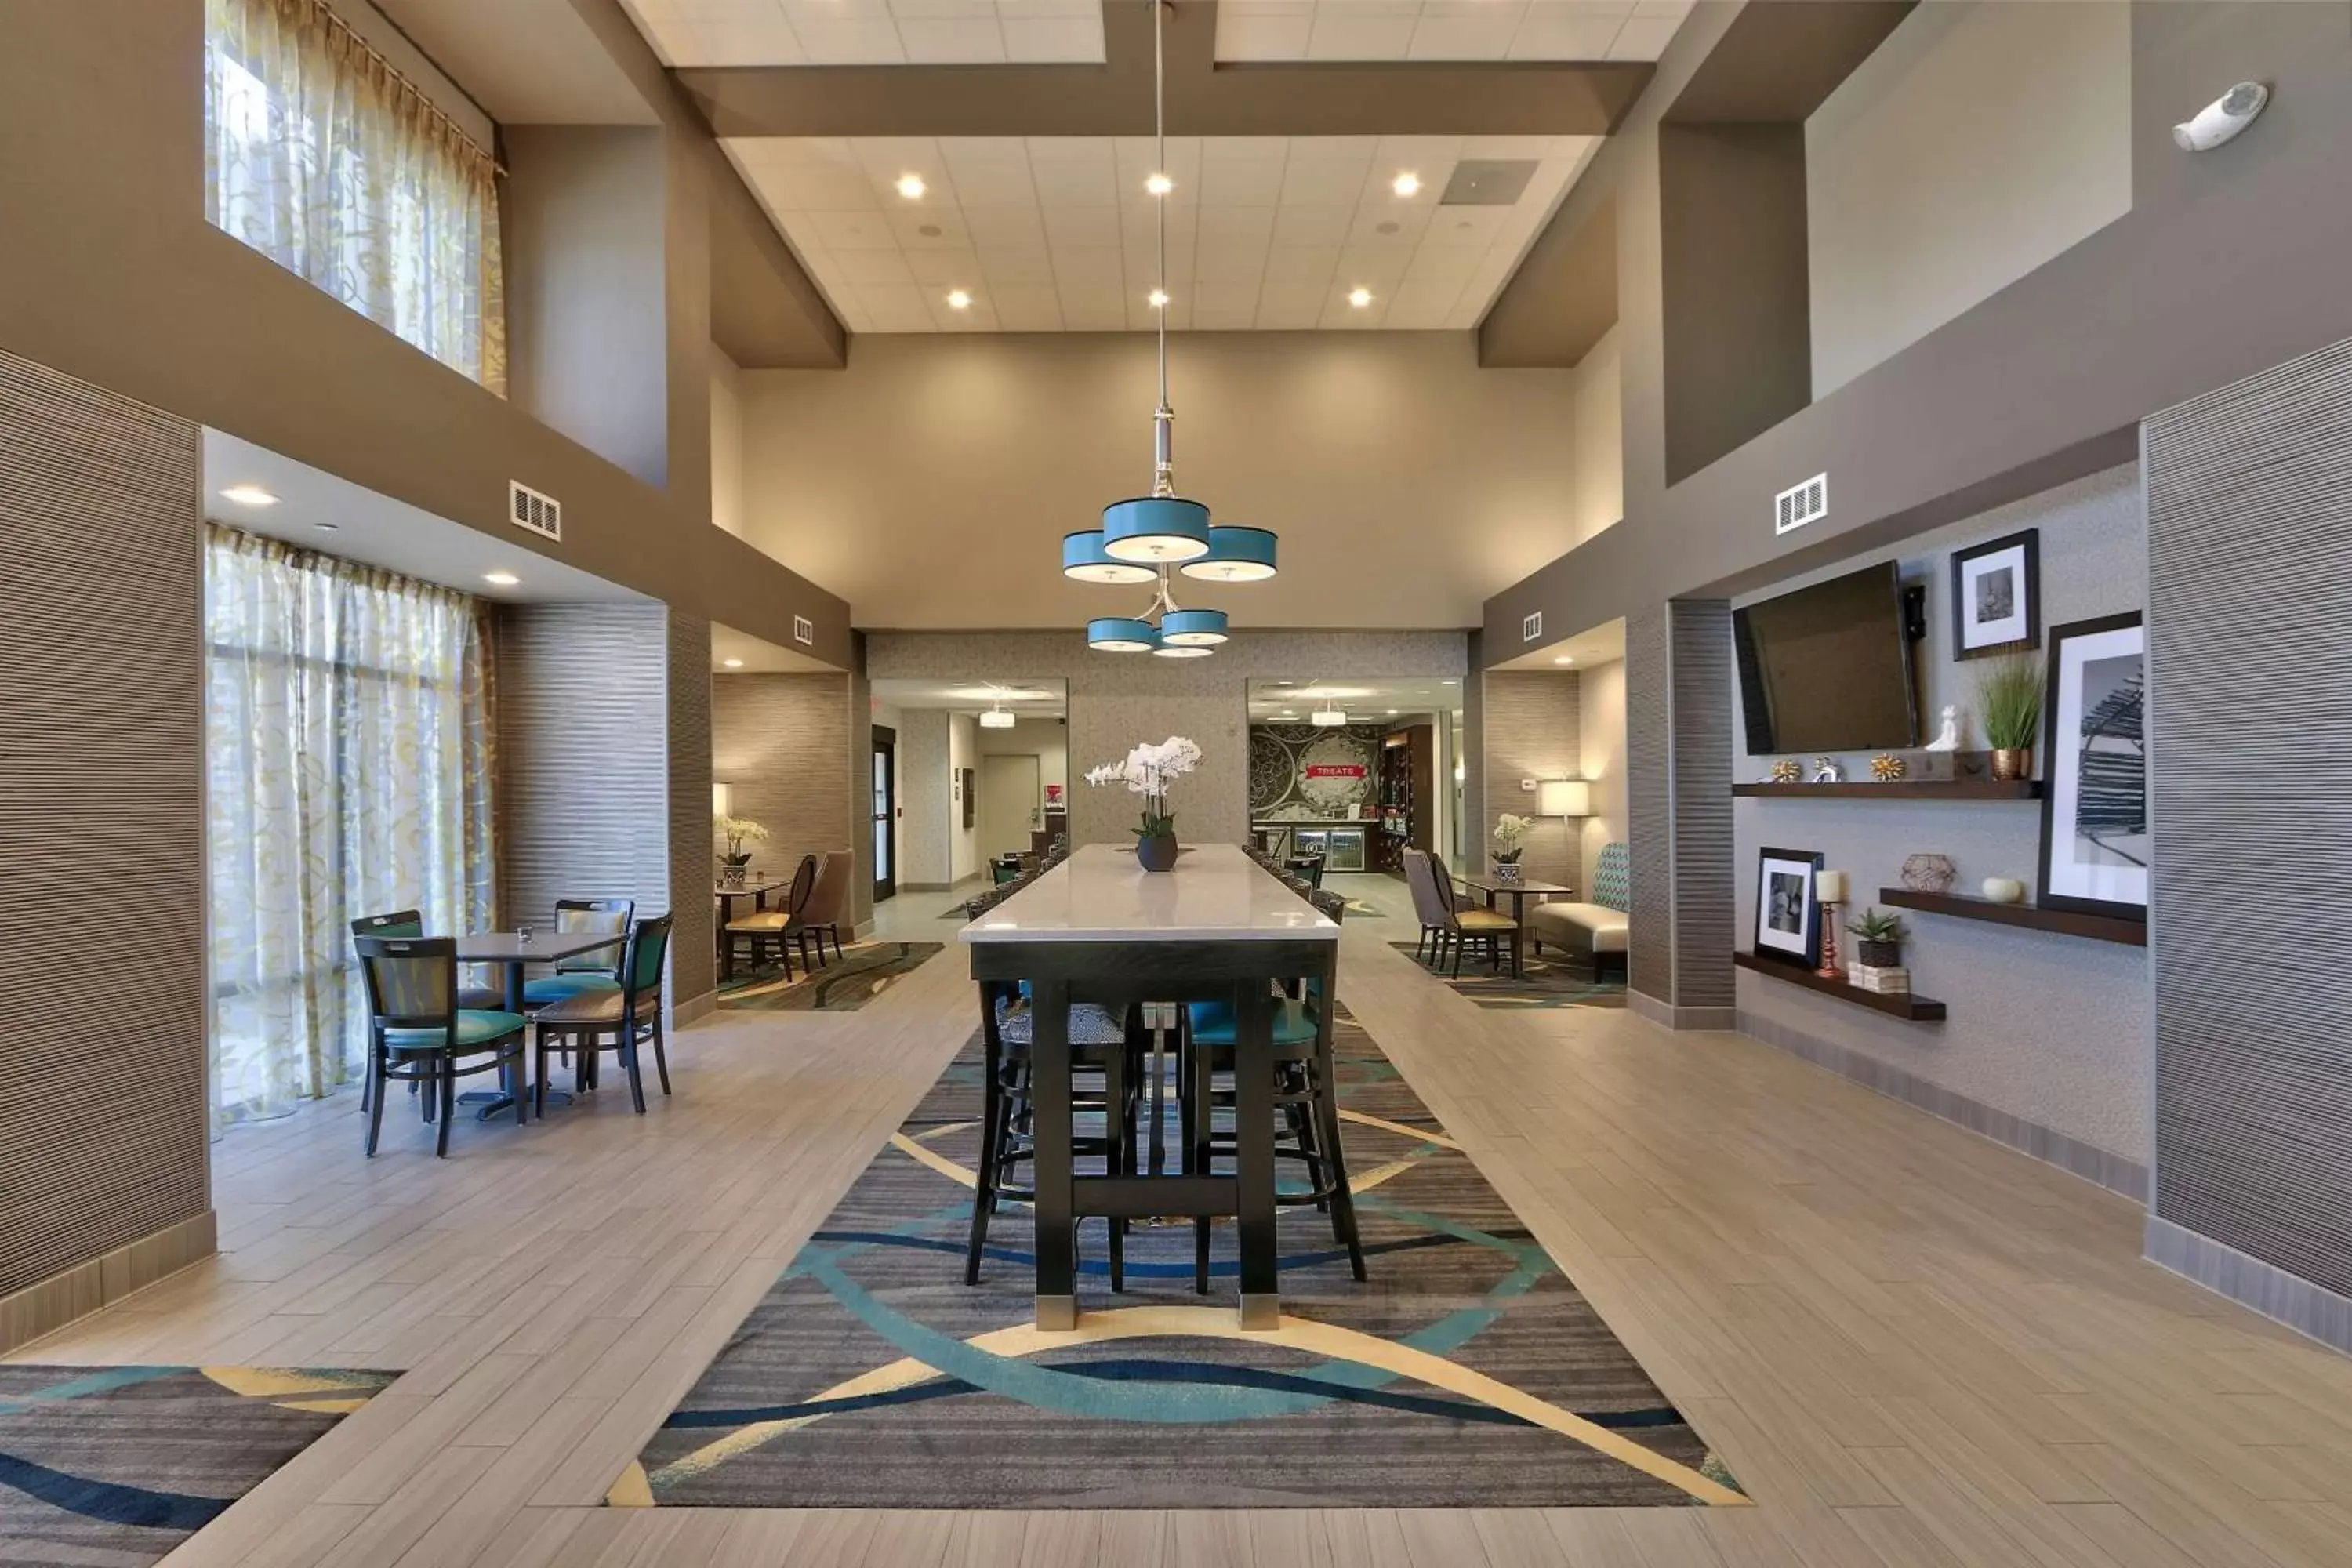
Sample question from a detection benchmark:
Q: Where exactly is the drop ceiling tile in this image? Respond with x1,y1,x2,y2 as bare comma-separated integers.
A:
1457,134,1568,161
940,164,1038,211
999,0,1099,16
1255,281,1327,328
1195,205,1277,249
1051,246,1126,287
1385,278,1466,328
929,294,997,331
753,136,862,168
1421,205,1509,247
887,0,993,19
890,208,974,249
979,245,1057,285
1193,241,1271,284
1198,139,1290,205
1262,244,1340,284
1000,16,1104,60
1508,5,1626,59
1347,202,1432,247
1026,139,1120,205
1058,289,1128,331
858,281,937,331
832,248,918,285
1119,205,1198,252
1113,136,1203,195
1279,154,1377,207
793,16,909,61
1635,0,1691,17
901,18,1008,60
1408,9,1523,61
808,209,901,251
691,17,808,65
763,162,881,210
965,206,1048,248
1218,11,1312,59
1608,13,1684,58
1043,205,1122,249
1191,277,1264,329
1323,286,1390,328
1305,9,1420,60
905,247,982,286
1403,243,1483,286
1337,242,1414,289
1270,205,1354,248
990,282,1065,331
783,0,889,21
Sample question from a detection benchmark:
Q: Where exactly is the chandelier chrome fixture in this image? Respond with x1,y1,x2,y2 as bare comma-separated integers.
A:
1073,0,1276,656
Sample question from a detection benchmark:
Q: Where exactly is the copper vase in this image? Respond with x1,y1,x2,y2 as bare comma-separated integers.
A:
1990,747,2032,782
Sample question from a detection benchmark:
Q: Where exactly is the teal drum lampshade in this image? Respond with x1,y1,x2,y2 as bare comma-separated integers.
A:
1158,608,1229,646
1062,530,1157,584
1087,616,1160,652
1179,525,1278,583
1101,496,1211,564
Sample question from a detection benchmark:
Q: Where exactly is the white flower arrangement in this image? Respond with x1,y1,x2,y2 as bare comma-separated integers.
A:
1491,812,1534,862
717,815,771,863
1084,735,1203,839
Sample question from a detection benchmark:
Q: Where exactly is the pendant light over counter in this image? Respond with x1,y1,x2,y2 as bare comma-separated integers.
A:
1073,0,1276,657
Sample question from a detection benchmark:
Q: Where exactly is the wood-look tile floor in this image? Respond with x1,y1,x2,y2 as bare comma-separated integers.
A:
19,901,2352,1566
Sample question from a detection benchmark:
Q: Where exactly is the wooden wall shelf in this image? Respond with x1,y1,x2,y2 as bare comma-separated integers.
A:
1732,780,2043,800
1733,950,1947,1020
1878,888,2147,947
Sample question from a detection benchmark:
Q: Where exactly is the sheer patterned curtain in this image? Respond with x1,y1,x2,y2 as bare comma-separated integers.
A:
205,526,497,1127
204,0,507,393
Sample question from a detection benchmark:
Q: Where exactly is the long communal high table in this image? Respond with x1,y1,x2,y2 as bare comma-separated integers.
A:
959,843,1340,1332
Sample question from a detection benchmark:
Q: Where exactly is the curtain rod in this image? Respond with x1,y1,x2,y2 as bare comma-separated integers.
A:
290,0,506,176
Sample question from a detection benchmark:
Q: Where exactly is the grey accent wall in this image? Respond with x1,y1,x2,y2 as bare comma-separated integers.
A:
1479,672,1581,887
1625,607,1671,1002
1729,466,2149,1168
712,673,856,902
666,611,715,1007
866,632,1470,851
0,348,211,1327
1624,600,1733,1021
2145,336,2352,1343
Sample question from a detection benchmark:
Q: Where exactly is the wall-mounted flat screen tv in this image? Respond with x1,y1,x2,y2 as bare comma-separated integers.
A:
1734,562,1919,754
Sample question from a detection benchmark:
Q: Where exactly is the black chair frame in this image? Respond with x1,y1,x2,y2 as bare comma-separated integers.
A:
353,935,527,1157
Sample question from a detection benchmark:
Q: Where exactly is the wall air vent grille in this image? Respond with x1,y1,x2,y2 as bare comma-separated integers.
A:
793,615,815,646
1522,611,1543,643
1775,473,1828,535
509,481,561,542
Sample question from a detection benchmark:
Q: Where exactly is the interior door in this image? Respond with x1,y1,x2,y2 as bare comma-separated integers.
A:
980,753,1041,865
872,726,897,903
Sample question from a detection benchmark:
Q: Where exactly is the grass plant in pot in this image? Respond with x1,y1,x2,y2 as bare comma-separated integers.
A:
1846,907,1908,970
1085,735,1203,873
1973,652,2044,782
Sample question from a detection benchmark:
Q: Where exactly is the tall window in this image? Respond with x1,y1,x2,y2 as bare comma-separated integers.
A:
204,0,507,393
205,526,497,1127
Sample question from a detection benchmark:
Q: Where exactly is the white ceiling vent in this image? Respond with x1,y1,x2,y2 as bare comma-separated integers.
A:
1774,473,1828,535
1522,610,1544,643
509,480,561,542
793,615,815,646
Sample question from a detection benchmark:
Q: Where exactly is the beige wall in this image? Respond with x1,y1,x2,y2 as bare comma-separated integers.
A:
1806,0,2133,398
949,711,980,884
1575,656,1627,891
710,343,745,538
742,333,1581,629
1568,325,1624,546
713,672,855,896
1478,670,1581,887
867,631,1469,848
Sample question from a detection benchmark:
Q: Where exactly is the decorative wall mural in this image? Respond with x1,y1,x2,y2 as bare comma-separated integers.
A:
1250,724,1385,820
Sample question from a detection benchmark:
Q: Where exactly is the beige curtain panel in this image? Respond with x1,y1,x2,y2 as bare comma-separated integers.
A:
204,0,507,394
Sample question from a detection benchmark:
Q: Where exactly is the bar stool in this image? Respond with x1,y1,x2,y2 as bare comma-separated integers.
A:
1178,891,1364,1293
964,982,1145,1290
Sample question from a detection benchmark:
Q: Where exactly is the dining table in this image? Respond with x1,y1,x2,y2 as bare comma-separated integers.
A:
960,842,1340,1331
452,927,623,1120
1456,873,1576,979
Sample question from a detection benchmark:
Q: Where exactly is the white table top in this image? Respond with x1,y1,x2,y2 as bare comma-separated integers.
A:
959,843,1340,945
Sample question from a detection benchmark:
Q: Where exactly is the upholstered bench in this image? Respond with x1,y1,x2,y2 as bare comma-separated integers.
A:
1526,841,1629,981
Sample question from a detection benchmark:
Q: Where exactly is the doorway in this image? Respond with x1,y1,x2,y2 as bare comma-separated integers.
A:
872,725,897,903
980,753,1041,866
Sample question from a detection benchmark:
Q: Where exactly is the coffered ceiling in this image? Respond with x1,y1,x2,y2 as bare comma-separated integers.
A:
725,132,1597,331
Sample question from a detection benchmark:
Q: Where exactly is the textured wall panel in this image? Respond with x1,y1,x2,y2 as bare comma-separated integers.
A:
1668,601,1735,1009
0,348,209,1299
1625,606,1672,1003
1480,671,1582,887
2147,336,2352,1304
494,604,673,956
666,611,714,1005
712,673,855,899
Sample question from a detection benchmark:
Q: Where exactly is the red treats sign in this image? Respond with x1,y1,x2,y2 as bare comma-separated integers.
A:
1304,764,1367,779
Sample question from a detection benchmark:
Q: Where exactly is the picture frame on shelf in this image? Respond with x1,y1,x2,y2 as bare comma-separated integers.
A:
1754,846,1827,967
1951,528,2041,661
2037,612,2149,921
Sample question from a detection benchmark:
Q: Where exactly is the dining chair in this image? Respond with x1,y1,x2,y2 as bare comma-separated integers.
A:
349,909,503,1112
793,851,853,970
523,898,633,1006
352,935,528,1156
1429,851,1516,978
722,853,817,982
532,914,675,1116
1178,890,1364,1292
1400,851,1452,966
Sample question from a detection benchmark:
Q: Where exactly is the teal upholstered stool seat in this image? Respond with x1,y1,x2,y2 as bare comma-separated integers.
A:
1185,996,1320,1050
524,972,620,1005
385,1010,528,1051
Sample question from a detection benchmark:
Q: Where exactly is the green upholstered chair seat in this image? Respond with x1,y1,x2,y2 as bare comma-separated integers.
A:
524,972,620,1004
1185,997,1320,1048
384,1010,527,1051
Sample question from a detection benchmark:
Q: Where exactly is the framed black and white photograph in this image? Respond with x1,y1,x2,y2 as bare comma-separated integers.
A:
1950,528,2040,661
2038,612,2148,921
1754,847,1826,967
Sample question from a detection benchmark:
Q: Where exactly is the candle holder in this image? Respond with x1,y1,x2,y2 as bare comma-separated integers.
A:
1815,901,1842,980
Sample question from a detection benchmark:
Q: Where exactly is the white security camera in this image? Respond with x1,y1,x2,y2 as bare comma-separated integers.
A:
2173,82,2269,151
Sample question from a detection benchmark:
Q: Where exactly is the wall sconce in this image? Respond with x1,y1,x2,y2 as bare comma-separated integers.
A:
1537,779,1589,818
712,782,732,820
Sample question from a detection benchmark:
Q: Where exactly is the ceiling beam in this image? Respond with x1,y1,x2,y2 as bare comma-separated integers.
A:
677,1,1652,140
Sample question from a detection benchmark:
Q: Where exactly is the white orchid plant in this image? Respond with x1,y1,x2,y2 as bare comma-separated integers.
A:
717,815,771,865
1084,735,1203,840
1491,812,1535,863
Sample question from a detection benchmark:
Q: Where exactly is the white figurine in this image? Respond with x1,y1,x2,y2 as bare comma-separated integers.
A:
1923,704,1960,752
1808,757,1843,784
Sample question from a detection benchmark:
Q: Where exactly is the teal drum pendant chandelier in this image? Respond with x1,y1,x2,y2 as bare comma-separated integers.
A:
1070,0,1277,657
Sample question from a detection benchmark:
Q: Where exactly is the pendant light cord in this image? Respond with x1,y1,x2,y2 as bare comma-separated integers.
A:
1150,0,1174,499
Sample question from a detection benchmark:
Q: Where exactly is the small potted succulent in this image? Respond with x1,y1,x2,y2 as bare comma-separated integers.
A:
717,815,770,887
1491,813,1534,883
1973,652,2044,782
1846,907,1909,969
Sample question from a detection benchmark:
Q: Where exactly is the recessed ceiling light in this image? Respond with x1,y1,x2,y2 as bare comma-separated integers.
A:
722,657,744,669
895,173,925,200
1145,172,1174,196
482,571,519,586
1392,172,1421,198
1348,287,1373,309
946,289,971,310
219,484,278,506
1147,289,1168,308
314,522,339,532
1554,655,1574,666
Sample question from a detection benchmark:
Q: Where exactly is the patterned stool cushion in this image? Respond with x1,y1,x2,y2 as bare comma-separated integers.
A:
994,996,1127,1047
